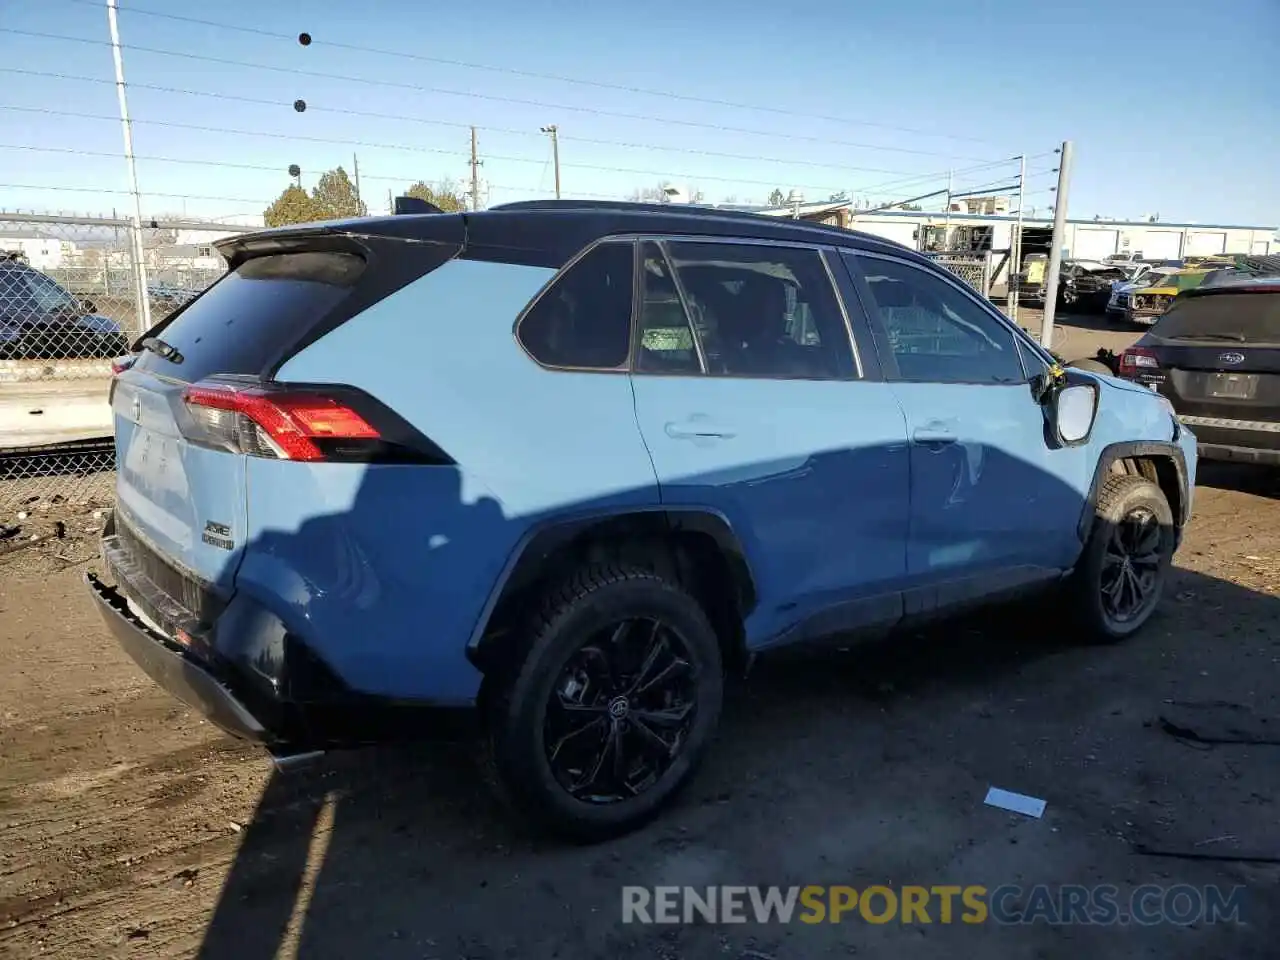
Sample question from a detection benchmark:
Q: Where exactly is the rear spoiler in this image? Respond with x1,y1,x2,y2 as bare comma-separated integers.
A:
213,211,467,269
393,195,444,215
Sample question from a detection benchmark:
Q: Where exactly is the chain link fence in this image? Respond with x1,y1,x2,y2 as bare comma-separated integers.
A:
1,214,237,523
925,251,992,298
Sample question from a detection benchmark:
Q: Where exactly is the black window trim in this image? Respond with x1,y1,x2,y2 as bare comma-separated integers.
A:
849,249,1052,386
657,239,711,374
513,232,871,381
511,235,635,375
629,233,864,382
628,239,707,376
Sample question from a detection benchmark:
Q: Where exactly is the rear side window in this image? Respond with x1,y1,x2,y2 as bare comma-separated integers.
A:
517,242,633,370
133,251,366,382
1153,292,1280,343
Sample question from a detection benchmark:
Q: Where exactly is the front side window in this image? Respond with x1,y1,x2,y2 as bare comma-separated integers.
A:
851,255,1025,385
660,240,854,380
518,242,633,370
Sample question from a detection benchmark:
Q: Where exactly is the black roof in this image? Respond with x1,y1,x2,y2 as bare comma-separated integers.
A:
221,200,921,269
1184,276,1280,297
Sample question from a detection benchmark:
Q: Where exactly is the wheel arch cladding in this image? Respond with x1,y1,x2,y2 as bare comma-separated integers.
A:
467,506,757,677
1079,441,1189,541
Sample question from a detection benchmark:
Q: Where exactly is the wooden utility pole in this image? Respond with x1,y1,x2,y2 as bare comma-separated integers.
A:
541,124,561,199
469,126,481,211
352,153,362,210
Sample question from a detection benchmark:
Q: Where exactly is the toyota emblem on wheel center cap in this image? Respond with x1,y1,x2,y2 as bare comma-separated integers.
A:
608,697,630,719
1219,351,1246,365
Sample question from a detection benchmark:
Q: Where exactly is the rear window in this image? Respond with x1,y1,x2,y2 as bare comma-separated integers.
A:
132,252,366,381
1152,291,1280,343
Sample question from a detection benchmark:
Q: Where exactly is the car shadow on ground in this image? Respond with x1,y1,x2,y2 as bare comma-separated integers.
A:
1196,461,1280,501
195,563,1280,960
1049,310,1131,335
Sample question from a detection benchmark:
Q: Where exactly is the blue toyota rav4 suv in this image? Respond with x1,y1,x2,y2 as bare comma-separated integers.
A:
88,200,1197,839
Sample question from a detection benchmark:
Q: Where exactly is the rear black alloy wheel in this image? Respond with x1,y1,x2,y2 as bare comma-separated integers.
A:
544,617,697,803
1099,506,1163,624
487,564,723,841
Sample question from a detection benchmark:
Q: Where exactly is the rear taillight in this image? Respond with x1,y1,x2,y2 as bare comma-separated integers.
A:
1118,347,1160,377
181,380,386,462
111,355,137,375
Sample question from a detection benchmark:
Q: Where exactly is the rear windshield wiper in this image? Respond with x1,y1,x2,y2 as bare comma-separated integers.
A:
1165,332,1246,342
140,335,184,364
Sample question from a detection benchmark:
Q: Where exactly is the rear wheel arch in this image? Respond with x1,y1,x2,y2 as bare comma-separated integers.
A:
468,507,756,684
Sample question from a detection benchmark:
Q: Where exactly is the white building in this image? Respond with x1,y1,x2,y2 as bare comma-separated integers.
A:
0,235,79,270
752,201,1275,261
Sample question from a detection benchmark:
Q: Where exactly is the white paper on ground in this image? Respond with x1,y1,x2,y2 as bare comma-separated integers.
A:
984,786,1046,819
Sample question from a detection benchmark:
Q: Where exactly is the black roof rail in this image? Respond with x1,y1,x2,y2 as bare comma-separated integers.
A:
486,198,860,242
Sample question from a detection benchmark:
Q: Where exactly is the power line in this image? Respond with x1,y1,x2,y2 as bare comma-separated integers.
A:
0,107,990,200
0,182,272,205
48,0,1000,148
0,67,983,181
2,28,1001,163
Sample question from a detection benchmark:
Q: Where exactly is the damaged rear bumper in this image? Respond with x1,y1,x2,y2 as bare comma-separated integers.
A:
86,571,269,742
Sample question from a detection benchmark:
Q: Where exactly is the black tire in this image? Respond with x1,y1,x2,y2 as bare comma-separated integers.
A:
1069,475,1175,642
486,563,724,842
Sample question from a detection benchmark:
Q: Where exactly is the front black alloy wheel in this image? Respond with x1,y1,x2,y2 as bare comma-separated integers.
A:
487,564,723,841
1099,506,1163,624
1070,474,1175,642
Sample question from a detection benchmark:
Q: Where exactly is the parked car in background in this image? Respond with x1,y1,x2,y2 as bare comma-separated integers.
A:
1118,278,1280,466
1015,252,1048,299
148,283,200,316
0,256,130,449
1107,268,1177,319
1035,260,1129,312
0,256,128,360
1125,267,1216,325
1,257,132,450
89,201,1197,840
1104,251,1145,266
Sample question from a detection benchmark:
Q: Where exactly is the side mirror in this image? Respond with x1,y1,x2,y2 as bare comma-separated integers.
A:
1053,383,1098,446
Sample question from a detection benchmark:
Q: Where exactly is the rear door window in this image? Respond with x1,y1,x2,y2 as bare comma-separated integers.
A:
132,251,370,382
659,240,855,379
1153,292,1280,343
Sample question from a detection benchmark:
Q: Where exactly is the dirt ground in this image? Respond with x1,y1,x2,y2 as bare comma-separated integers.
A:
3,313,1280,959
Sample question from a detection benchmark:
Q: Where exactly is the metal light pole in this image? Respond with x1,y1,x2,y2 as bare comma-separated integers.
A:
106,0,151,332
540,125,561,199
1010,154,1026,324
1039,140,1075,351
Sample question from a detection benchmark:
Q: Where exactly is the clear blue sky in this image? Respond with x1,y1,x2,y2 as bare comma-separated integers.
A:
1,0,1277,227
